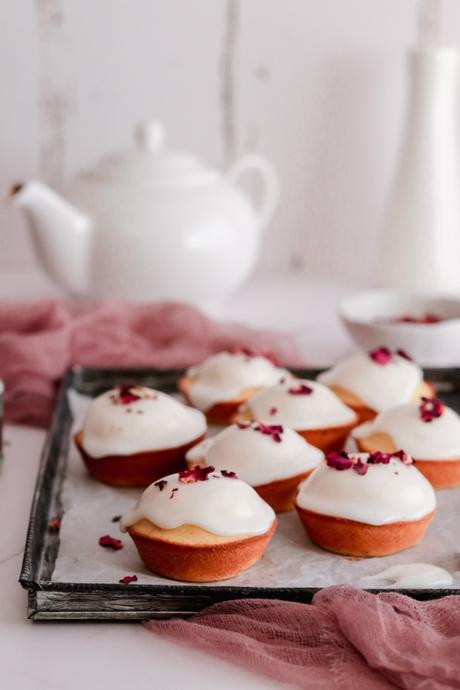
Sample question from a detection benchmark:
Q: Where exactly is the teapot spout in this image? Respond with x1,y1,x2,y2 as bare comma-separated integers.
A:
10,180,92,295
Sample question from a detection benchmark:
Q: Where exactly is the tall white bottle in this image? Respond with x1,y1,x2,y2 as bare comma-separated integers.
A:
377,47,460,294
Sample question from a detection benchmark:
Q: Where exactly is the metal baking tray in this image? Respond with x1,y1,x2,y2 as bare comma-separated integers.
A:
19,366,460,621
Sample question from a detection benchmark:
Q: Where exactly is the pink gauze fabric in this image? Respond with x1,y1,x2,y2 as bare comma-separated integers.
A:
146,587,460,690
0,300,304,428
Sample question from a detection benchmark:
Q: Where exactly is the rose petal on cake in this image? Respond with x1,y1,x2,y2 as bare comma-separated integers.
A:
254,423,284,443
352,459,368,476
420,397,444,422
369,347,392,365
367,451,391,465
392,449,413,465
396,348,413,361
221,469,238,479
288,383,313,395
154,480,168,491
178,466,216,483
326,451,353,471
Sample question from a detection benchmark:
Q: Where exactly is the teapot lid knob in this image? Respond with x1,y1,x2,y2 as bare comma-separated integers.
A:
135,120,166,153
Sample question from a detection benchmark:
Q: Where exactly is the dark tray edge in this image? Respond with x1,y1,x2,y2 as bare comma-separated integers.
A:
19,365,460,621
19,368,73,588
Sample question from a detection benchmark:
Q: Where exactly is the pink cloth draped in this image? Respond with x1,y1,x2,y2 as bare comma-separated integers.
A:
146,587,460,690
0,300,303,428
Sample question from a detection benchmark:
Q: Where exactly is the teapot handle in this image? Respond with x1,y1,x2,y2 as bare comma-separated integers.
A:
226,154,279,230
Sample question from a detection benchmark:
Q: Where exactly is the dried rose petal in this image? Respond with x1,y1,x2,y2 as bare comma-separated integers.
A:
154,479,168,491
392,449,413,465
178,466,215,483
269,407,278,416
396,349,413,361
236,421,251,430
254,423,284,443
48,517,61,532
116,383,142,405
99,535,123,550
420,397,444,422
111,515,122,523
221,469,238,479
352,459,369,476
119,575,138,584
424,312,441,324
367,451,391,465
326,451,353,471
288,383,313,395
369,347,392,365
397,312,441,324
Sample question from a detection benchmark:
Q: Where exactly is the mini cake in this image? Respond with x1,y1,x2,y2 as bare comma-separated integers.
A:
295,451,436,557
233,379,358,453
178,349,290,425
186,422,324,512
353,398,460,489
74,384,206,487
120,466,277,582
317,348,433,422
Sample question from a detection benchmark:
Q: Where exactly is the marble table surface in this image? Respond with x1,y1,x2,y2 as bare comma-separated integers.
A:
0,268,357,690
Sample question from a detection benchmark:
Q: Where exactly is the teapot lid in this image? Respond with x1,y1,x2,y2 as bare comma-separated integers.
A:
80,120,219,186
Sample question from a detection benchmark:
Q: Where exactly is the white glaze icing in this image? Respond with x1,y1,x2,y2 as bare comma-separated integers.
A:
241,379,357,430
120,471,276,536
353,403,460,460
81,387,206,457
317,351,423,412
360,563,453,589
186,351,289,411
186,422,324,486
295,453,436,525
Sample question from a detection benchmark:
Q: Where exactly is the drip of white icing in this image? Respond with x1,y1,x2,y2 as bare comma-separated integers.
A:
360,563,453,589
353,403,460,460
186,351,289,411
296,453,436,525
81,387,206,457
318,351,423,412
120,472,276,536
186,423,324,486
242,379,357,430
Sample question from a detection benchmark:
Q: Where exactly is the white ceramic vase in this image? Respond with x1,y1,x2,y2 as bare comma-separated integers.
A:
377,47,460,295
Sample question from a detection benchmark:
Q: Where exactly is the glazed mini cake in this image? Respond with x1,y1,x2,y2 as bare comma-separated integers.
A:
120,466,277,582
317,348,433,422
233,379,358,453
295,451,436,557
178,349,289,424
74,384,206,487
186,422,324,512
353,398,460,489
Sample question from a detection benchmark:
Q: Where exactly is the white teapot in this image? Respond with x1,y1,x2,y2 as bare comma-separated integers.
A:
11,121,279,306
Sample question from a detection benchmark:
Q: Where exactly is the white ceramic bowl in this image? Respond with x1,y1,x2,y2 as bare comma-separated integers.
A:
339,290,460,367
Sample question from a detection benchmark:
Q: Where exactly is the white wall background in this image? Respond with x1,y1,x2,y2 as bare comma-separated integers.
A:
1,0,460,283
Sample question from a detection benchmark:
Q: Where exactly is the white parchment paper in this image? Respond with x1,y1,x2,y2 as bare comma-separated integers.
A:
52,390,460,589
